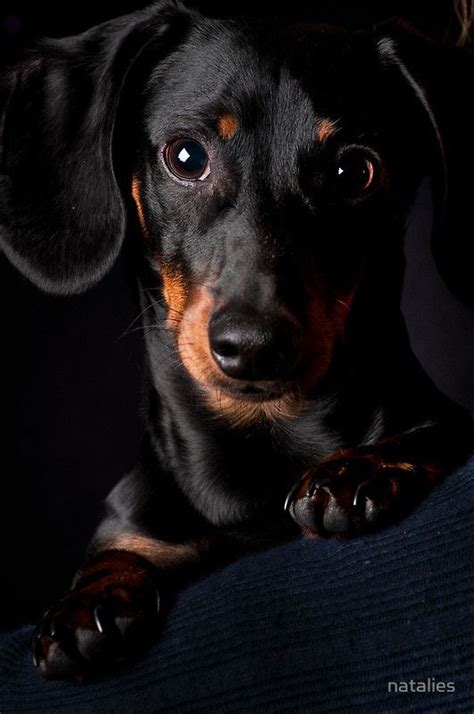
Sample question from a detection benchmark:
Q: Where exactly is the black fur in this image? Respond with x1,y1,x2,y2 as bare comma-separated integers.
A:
1,1,473,679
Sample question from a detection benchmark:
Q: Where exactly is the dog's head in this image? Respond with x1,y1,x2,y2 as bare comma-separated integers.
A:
1,2,472,421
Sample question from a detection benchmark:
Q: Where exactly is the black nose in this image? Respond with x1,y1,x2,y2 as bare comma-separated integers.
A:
209,310,300,381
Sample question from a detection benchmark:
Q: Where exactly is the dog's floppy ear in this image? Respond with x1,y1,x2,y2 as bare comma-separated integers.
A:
376,22,474,305
0,1,189,294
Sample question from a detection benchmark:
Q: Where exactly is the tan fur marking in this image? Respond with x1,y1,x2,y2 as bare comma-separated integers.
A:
177,285,216,384
386,462,416,472
108,534,201,569
161,267,188,328
131,176,148,236
206,392,303,428
217,114,239,140
298,275,359,392
316,118,337,144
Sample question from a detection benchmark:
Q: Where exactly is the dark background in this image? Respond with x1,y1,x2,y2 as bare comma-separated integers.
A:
0,0,465,62
1,1,473,627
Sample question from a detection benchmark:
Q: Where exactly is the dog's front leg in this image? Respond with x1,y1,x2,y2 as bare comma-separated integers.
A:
32,537,213,679
286,418,473,538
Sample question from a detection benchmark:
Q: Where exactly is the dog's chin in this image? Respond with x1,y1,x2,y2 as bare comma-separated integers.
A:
208,377,295,404
204,376,305,426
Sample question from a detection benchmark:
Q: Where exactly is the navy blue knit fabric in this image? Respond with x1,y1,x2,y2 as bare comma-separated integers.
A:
1,457,474,713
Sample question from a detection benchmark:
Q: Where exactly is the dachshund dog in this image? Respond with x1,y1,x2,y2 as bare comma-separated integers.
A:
1,0,473,679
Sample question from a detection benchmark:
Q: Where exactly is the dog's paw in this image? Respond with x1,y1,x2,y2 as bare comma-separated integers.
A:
32,551,160,680
285,451,426,537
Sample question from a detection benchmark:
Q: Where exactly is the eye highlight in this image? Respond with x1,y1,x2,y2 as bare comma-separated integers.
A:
335,148,379,198
163,139,210,182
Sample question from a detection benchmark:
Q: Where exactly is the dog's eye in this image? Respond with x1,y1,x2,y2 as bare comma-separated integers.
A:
336,149,377,197
164,139,210,181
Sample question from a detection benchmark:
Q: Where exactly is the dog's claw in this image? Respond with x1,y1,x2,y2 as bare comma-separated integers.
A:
308,478,331,499
352,481,366,509
36,609,52,639
93,604,107,634
49,617,58,639
284,480,301,513
32,635,41,668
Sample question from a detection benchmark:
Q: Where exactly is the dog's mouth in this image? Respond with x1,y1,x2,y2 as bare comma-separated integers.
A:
201,373,305,426
206,375,297,403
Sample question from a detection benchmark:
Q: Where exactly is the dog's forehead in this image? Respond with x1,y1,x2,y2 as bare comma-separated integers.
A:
143,20,385,136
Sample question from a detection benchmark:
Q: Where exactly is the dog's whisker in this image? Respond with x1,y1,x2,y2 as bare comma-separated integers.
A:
118,296,166,339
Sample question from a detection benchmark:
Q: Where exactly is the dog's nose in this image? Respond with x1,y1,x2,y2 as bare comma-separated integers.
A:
209,311,300,381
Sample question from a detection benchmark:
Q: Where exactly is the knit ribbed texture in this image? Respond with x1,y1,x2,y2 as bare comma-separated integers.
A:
1,457,474,713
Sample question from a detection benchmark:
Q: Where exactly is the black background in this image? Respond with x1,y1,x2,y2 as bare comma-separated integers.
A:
0,0,462,61
1,1,473,627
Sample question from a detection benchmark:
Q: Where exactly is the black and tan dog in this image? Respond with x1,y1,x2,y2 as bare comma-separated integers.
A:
1,0,473,679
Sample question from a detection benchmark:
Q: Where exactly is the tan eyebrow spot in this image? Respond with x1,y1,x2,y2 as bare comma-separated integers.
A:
316,118,337,144
217,113,239,140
